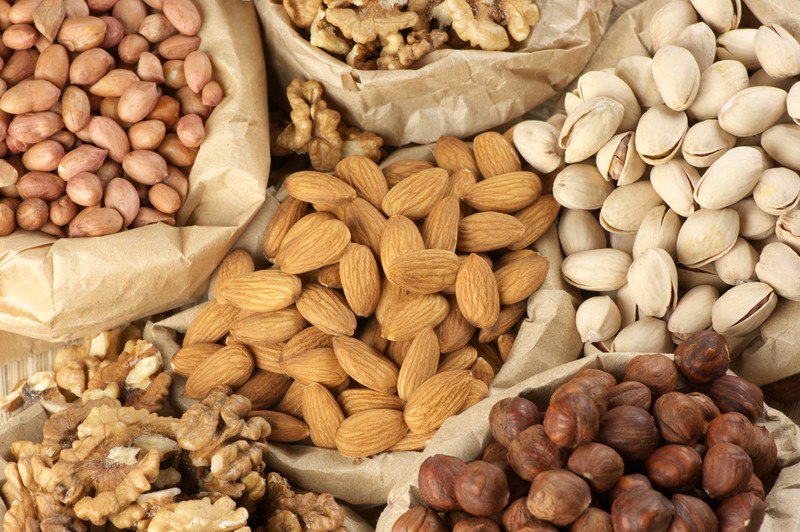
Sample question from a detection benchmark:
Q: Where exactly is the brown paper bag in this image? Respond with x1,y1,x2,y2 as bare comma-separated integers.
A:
743,0,800,40
377,352,800,531
256,0,614,146
0,0,270,344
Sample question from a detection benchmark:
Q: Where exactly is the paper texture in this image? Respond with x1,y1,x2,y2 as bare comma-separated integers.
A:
743,0,800,40
257,0,613,146
0,0,269,344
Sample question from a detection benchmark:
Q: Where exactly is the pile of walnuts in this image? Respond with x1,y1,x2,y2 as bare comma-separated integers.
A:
282,0,541,70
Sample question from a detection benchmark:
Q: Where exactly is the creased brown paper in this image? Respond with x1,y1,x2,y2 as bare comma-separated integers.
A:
256,0,613,146
743,0,800,40
377,353,800,532
0,0,269,344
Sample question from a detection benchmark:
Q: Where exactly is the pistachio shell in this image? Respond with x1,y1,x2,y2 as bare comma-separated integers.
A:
595,132,646,185
552,164,614,210
681,119,736,168
610,232,637,255
688,60,749,121
576,296,622,343
614,283,638,328
650,159,701,217
748,68,795,91
788,81,800,125
776,210,800,252
564,92,583,115
611,317,674,353
754,24,800,80
753,167,800,215
547,113,567,131
632,206,681,259
583,341,609,356
513,120,564,174
667,284,719,342
731,198,776,240
673,22,717,72
635,104,688,165
755,242,800,300
689,0,741,33
615,56,663,108
558,208,607,256
694,146,765,209
676,208,740,268
559,97,625,164
576,71,642,132
718,86,787,137
714,237,758,286
648,0,698,52
677,263,728,291
653,45,701,111
600,181,664,234
627,248,679,318
711,281,777,336
561,249,632,292
762,124,800,172
716,29,759,69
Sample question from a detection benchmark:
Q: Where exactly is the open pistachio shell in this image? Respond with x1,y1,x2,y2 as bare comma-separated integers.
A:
576,296,622,343
668,284,719,343
716,29,759,69
600,181,664,234
595,132,646,185
627,248,679,318
694,146,765,209
648,0,698,52
576,71,642,132
615,56,663,108
711,281,777,337
748,68,795,91
754,24,800,80
689,0,741,33
553,164,614,210
650,159,701,218
632,206,681,259
610,232,637,255
611,316,674,353
718,86,788,137
674,23,717,72
753,167,800,216
559,97,625,164
788,81,800,125
677,263,728,291
561,248,632,292
688,60,750,121
714,237,759,286
681,120,736,168
762,124,800,172
614,283,638,328
731,198,776,240
653,45,701,111
513,120,564,175
635,104,688,165
776,210,800,253
558,208,607,256
677,208,740,268
755,242,800,301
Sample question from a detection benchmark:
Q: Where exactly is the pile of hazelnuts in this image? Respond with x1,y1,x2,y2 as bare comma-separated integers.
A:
393,331,779,532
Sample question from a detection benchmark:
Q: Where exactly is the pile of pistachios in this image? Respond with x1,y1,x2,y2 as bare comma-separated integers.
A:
512,0,800,356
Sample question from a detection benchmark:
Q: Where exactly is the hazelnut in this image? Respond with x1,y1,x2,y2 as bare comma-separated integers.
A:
611,489,675,532
503,498,558,532
567,443,624,493
750,425,777,478
392,507,448,532
674,331,730,386
762,371,800,403
654,392,706,445
624,354,679,395
526,470,591,527
487,459,529,501
609,474,653,504
550,376,611,414
694,443,707,459
708,375,764,422
598,405,659,461
543,393,600,448
444,511,472,529
489,397,541,447
452,517,501,532
702,443,753,499
570,508,612,532
454,461,510,517
716,492,765,532
644,445,702,492
742,474,765,500
705,412,755,452
608,381,652,410
575,368,617,389
507,425,562,482
688,392,722,423
419,455,466,511
669,494,718,532
482,442,508,464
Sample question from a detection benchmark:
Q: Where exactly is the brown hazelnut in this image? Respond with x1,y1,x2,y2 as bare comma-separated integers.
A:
570,508,612,532
674,331,730,386
702,443,753,500
598,405,659,461
750,425,777,478
567,443,624,493
526,470,591,527
669,494,718,532
705,412,754,452
708,375,764,422
507,425,562,482
742,473,765,500
694,443,707,459
762,371,800,403
550,376,611,414
392,507,448,532
454,461,510,517
503,498,558,532
543,393,600,448
485,459,529,501
624,354,679,395
688,392,722,422
419,455,466,511
444,511,472,529
575,368,617,389
716,492,765,532
489,397,541,447
644,445,702,492
611,488,675,532
608,381,652,410
654,392,706,445
609,474,653,504
482,442,508,464
452,517,501,532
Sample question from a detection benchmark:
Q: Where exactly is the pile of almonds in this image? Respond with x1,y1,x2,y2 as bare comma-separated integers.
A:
172,135,561,457
512,0,800,359
0,0,223,239
394,331,778,531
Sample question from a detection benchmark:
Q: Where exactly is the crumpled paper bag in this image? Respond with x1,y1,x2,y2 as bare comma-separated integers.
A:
0,0,269,344
256,0,613,146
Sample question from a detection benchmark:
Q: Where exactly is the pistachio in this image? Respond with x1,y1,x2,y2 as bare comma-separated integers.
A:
512,120,564,174
718,86,787,137
610,232,637,255
553,164,614,210
667,285,719,342
755,242,800,300
615,283,638,328
635,104,688,165
715,237,759,286
748,68,795,91
688,60,749,121
788,81,800,125
627,248,679,318
615,56,663,108
632,206,681,259
559,97,625,163
677,263,728,291
753,167,800,215
558,208,607,256
732,198,777,240
595,132,646,185
673,22,717,72
694,146,765,209
648,0,698,52
762,124,800,172
689,0,741,33
681,119,736,168
711,281,778,336
576,71,642,132
676,208,740,268
561,248,632,292
600,181,664,234
650,159,700,217
716,29,759,69
564,92,583,115
576,296,622,343
611,316,673,353
547,113,567,131
754,24,800,80
653,45,701,111
776,210,800,252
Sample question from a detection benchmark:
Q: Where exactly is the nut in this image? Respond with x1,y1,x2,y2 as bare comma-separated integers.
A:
526,470,591,527
687,392,722,422
708,375,764,422
762,371,800,403
669,494,718,532
570,508,612,532
705,412,755,452
392,506,447,532
623,354,678,395
489,397,541,447
566,442,624,492
454,460,510,517
598,405,659,461
418,454,465,512
743,474,765,500
502,497,558,531
608,474,652,504
653,392,706,445
644,444,702,492
507,425,562,482
543,393,600,449
550,375,611,415
702,442,753,499
673,330,730,386
452,517,501,532
607,381,652,410
750,425,777,478
610,489,674,532
715,492,765,532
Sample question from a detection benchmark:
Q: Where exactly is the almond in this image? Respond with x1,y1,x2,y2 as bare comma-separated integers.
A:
359,316,389,354
470,357,496,386
118,81,159,123
438,345,478,372
171,342,222,377
302,383,345,449
456,253,500,328
463,171,542,213
214,249,255,305
34,0,66,42
434,135,480,176
337,389,405,417
184,344,253,399
422,196,460,251
386,339,413,367
57,16,107,52
220,270,302,313
229,308,306,345
66,205,123,237
250,410,309,442
459,378,490,412
381,167,448,219
277,380,305,419
403,369,473,434
183,50,211,93
510,194,561,250
263,196,308,261
498,333,515,361
397,327,439,401
246,342,285,374
343,197,386,254
103,177,140,227
335,408,408,457
285,170,357,205
475,342,503,372
447,168,479,201
274,218,351,274
339,242,381,317
381,293,449,341
280,212,336,249
90,69,139,97
183,300,241,346
89,116,130,162
280,347,347,387
295,283,357,337
375,276,407,325
385,249,459,294
457,212,526,253
473,131,522,178
61,86,92,134
388,431,435,452
380,214,425,267
282,326,333,360
478,300,527,343
335,155,388,209
383,159,434,187
163,0,202,36
436,300,476,353
122,149,168,185
0,79,60,114
58,144,108,180
494,253,548,305
234,370,292,410
317,263,342,289
331,336,399,394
